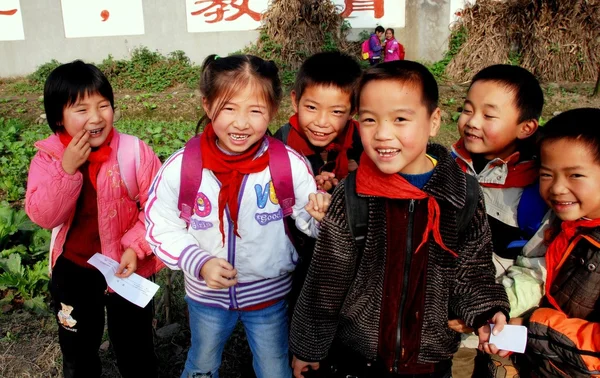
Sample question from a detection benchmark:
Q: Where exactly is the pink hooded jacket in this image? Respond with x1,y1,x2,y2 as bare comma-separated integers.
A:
25,130,164,278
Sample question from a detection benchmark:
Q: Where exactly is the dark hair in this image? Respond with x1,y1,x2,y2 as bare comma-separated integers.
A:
293,51,362,112
197,54,282,133
385,28,395,36
470,64,543,123
44,60,114,134
356,60,439,115
375,26,385,34
538,108,600,163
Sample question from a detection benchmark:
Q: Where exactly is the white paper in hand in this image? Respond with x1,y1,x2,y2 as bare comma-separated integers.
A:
489,324,528,353
87,253,159,308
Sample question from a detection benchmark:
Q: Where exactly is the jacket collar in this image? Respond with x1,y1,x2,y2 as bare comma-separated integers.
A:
422,143,469,210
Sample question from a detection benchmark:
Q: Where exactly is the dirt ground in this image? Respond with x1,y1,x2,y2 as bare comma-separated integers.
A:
1,81,599,378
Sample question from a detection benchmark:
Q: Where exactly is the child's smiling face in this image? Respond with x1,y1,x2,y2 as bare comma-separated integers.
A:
540,138,600,221
62,92,114,148
358,80,440,175
457,80,537,160
204,82,270,154
292,84,353,147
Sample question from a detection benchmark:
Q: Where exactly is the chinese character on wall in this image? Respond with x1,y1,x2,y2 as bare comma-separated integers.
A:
340,0,384,19
191,0,261,23
186,0,268,32
0,0,24,41
333,0,405,29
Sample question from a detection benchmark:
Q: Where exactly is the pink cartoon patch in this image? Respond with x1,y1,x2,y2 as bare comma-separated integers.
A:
195,193,212,217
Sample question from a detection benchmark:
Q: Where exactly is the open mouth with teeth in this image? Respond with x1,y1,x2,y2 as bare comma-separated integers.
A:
88,128,104,136
308,129,332,138
376,148,400,157
464,132,482,140
552,201,576,206
229,133,249,141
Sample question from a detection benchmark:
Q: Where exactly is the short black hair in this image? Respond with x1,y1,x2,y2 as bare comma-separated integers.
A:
293,51,362,112
375,26,385,34
538,108,600,163
356,60,439,115
470,64,543,123
44,60,114,134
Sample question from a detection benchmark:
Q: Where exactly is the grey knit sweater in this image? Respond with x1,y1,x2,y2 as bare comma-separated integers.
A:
289,143,510,364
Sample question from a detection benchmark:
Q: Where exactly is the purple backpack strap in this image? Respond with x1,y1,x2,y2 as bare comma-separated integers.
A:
267,136,295,217
178,135,203,224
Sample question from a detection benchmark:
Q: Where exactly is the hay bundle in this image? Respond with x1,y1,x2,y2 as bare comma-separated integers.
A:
447,0,600,82
257,0,354,70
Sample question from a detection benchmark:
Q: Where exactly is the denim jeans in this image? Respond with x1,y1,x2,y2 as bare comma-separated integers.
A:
181,297,291,378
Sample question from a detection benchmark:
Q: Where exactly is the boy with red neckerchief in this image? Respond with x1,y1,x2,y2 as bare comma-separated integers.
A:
274,51,363,192
290,60,509,378
450,64,545,378
509,108,600,377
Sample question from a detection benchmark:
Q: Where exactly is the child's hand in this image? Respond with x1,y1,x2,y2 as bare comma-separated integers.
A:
477,311,509,357
62,130,91,175
509,317,524,326
448,319,474,334
200,258,238,289
305,192,331,222
348,159,358,172
115,248,137,278
315,171,338,192
292,356,319,378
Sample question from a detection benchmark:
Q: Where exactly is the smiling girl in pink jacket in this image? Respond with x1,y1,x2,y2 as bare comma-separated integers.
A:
25,60,163,378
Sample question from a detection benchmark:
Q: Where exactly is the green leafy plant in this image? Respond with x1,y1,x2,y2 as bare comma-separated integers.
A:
0,253,49,313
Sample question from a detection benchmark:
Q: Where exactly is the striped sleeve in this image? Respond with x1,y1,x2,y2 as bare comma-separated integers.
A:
144,150,214,276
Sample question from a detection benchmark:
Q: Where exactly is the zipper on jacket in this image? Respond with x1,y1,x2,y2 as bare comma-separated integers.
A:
227,216,238,309
394,199,415,373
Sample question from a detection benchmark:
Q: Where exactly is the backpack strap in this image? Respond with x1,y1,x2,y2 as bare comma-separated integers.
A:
267,136,295,217
273,123,292,145
344,171,369,253
117,133,140,201
177,136,294,225
457,174,480,233
178,135,203,224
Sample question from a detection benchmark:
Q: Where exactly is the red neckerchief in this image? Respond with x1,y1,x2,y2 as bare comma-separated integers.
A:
200,123,269,243
544,218,600,311
452,138,537,188
59,129,114,190
287,113,358,179
355,153,457,257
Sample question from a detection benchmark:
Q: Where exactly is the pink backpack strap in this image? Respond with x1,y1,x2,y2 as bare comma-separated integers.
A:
178,135,203,224
267,136,295,217
117,133,140,201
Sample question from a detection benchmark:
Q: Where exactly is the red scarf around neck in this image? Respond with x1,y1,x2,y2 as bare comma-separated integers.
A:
200,123,269,243
287,113,357,179
59,129,114,190
355,153,457,257
453,138,537,188
544,218,600,311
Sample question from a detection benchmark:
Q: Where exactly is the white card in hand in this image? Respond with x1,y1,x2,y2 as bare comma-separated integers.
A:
489,324,528,353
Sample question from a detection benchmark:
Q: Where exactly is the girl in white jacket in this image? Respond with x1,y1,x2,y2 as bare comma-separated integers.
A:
146,54,328,378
